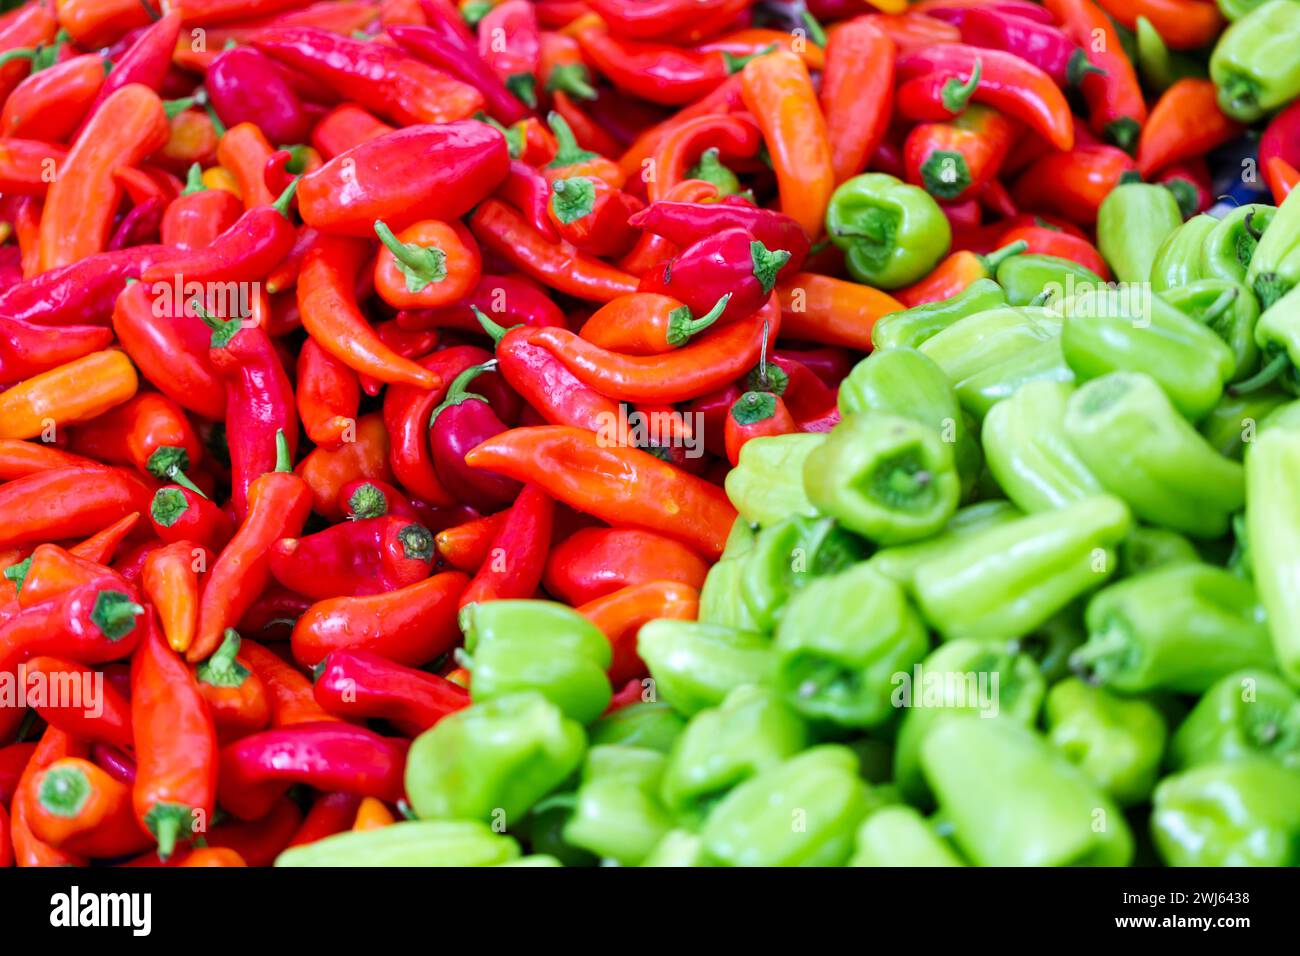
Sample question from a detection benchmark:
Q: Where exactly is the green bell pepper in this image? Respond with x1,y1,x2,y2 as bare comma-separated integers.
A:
1204,203,1274,286
637,620,775,717
893,638,1046,805
921,718,1134,866
589,701,687,754
660,685,809,825
1244,422,1300,685
697,557,760,631
1161,279,1261,384
1096,182,1185,285
1149,214,1217,292
839,347,981,495
1247,179,1300,308
867,499,1020,587
825,173,951,289
870,277,1006,350
562,745,674,866
723,432,824,527
1169,669,1300,773
1063,372,1244,537
405,692,586,824
996,254,1102,308
641,829,709,867
773,562,930,728
1118,525,1200,576
803,414,960,546
981,380,1102,513
738,514,865,631
1210,0,1300,122
1151,759,1300,866
911,494,1131,644
919,306,1071,419
700,745,874,866
848,806,966,867
1241,284,1300,393
1059,288,1234,422
1044,677,1167,806
1074,563,1276,693
1198,388,1289,459
275,821,521,867
461,599,612,724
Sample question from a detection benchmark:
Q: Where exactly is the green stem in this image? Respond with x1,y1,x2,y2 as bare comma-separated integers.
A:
941,59,982,113
1230,352,1289,395
981,240,1028,273
274,430,292,473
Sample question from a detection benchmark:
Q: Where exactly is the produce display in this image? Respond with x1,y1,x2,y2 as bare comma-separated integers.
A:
1,0,1299,870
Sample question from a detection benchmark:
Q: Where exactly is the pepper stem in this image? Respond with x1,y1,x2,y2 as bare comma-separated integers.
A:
348,482,388,519
374,220,448,293
981,240,1028,274
90,590,145,641
192,298,241,349
472,305,511,345
941,59,982,113
274,430,292,473
273,175,301,218
430,361,495,427
800,10,827,46
1199,286,1239,325
506,73,538,109
723,43,777,76
750,240,791,294
182,162,206,195
667,293,731,347
1230,352,1289,395
197,629,250,687
547,63,597,100
1065,49,1105,88
546,111,596,167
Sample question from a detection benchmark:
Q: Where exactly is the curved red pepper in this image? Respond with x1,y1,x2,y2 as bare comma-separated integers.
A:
630,199,810,274
543,527,709,606
459,483,554,608
269,516,435,601
429,362,522,513
313,650,470,735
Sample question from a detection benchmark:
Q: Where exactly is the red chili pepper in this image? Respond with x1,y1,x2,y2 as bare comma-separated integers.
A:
311,104,396,160
1137,79,1242,178
547,174,643,258
388,19,530,125
0,466,153,550
997,224,1111,278
927,6,1100,89
78,11,182,135
0,53,106,142
458,484,554,607
435,511,509,572
21,656,133,751
895,45,1075,152
286,791,363,848
544,110,625,187
0,315,115,385
495,159,561,242
27,755,152,859
617,73,746,184
579,292,732,355
477,0,542,110
821,18,895,186
16,543,132,610
575,26,744,107
130,613,218,859
149,484,233,552
725,387,796,465
8,727,87,866
270,516,434,601
466,426,737,559
903,105,1018,204
68,393,202,483
358,320,441,397
193,630,270,742
647,111,760,202
313,650,470,734
372,217,482,310
1012,144,1137,225
69,512,142,566
0,4,58,106
2,244,164,329
296,337,361,452
1044,0,1146,150
585,0,749,44
189,433,312,664
295,413,394,519
1267,157,1300,206
429,362,523,513
640,227,789,326
291,569,467,667
543,527,709,606
206,45,312,147
239,638,339,727
396,272,566,332
552,90,628,164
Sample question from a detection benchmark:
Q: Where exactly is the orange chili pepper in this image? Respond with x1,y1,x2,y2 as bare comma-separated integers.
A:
0,440,98,482
295,413,393,520
9,727,88,867
740,50,835,239
69,512,141,565
1044,0,1146,149
1093,0,1222,51
1266,156,1300,206
617,74,745,184
434,511,510,573
579,580,699,685
648,111,761,202
55,0,152,49
67,392,203,481
239,638,340,727
194,630,271,742
864,12,962,51
0,350,139,441
143,541,204,655
28,757,153,859
215,121,276,210
699,28,826,71
1137,79,1243,178
17,543,131,609
37,84,170,272
894,242,1027,308
775,273,904,350
580,292,732,354
821,18,895,186
352,797,396,831
180,847,248,866
373,219,482,310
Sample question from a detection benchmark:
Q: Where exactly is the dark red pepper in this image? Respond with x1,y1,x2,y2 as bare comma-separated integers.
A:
429,361,522,513
269,516,435,601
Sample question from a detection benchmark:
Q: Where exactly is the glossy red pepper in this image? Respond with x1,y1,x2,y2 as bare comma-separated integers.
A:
313,650,470,735
429,362,522,513
388,19,530,125
458,484,555,608
629,200,810,275
269,516,434,600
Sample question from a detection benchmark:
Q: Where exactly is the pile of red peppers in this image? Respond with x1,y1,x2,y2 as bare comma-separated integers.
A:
0,0,1290,867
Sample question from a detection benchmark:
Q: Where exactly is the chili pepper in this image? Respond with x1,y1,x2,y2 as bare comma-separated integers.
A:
722,432,822,529
1063,373,1243,538
205,46,310,147
825,173,950,289
0,440,98,482
212,121,273,209
466,426,736,560
69,512,141,566
895,47,1074,153
1169,669,1300,772
922,718,1133,866
0,138,66,197
469,197,640,302
456,484,551,607
68,393,201,483
1095,0,1224,50
1137,79,1241,180
895,242,1025,308
27,756,151,859
314,649,468,735
1044,0,1146,149
554,744,671,865
291,569,467,668
871,279,1005,352
349,797,395,832
639,227,787,326
254,27,483,126
140,542,201,656
1265,156,1300,206
218,722,408,822
540,528,708,608
372,218,481,311
1247,186,1300,310
435,512,507,573
0,52,105,141
0,464,153,550
20,656,133,751
294,338,359,453
996,225,1109,279
576,27,740,107
538,29,594,102
903,107,1017,205
1209,0,1300,123
1245,423,1300,685
930,5,1100,88
278,818,520,866
130,613,217,859
388,21,529,126
311,104,394,161
578,293,730,356
15,544,131,610
405,690,585,822
477,0,541,109
426,363,519,513
287,791,363,848
237,638,338,729
546,175,642,259
37,85,169,272
0,3,57,103
0,314,114,386
8,726,88,867
997,254,1102,310
294,413,392,519
736,515,865,634
270,516,433,601
1,742,37,806
298,121,508,237
724,385,795,467
358,320,442,397
1011,144,1137,225
849,805,966,867
159,165,242,253
818,18,894,187
149,484,232,552
494,159,559,243
1163,279,1261,384
632,201,808,277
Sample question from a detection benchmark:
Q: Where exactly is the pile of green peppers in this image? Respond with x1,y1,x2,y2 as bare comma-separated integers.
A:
278,184,1300,869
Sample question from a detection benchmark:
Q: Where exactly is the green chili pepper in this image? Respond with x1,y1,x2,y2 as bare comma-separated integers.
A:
721,517,755,558
1152,759,1300,866
1204,204,1274,285
893,638,1046,806
723,432,824,527
1059,288,1234,422
825,173,951,289
1044,677,1167,806
1169,669,1300,773
996,254,1102,308
867,500,1020,588
1248,186,1300,310
1244,423,1300,685
738,514,865,631
1073,563,1276,693
920,718,1134,866
275,821,521,867
700,745,874,867
562,746,674,866
772,563,930,728
1198,388,1288,459
660,685,809,825
981,380,1102,513
1063,373,1244,537
1096,183,1185,284
839,348,981,495
589,701,686,754
849,806,966,866
803,413,961,545
919,306,1071,419
461,600,612,724
870,278,1006,350
404,692,586,824
1210,0,1300,121
912,494,1131,644
1117,526,1200,577
1149,214,1217,292
637,621,775,717
1135,15,1205,91
1161,279,1261,384
641,829,708,866
697,557,760,631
